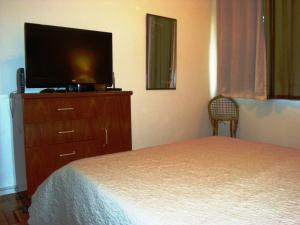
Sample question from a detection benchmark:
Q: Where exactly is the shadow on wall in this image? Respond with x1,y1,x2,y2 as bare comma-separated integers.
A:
0,57,24,95
236,98,300,148
237,98,300,118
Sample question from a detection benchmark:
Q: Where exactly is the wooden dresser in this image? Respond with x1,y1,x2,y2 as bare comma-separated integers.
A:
13,91,132,196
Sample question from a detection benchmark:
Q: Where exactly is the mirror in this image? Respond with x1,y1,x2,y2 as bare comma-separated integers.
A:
146,14,177,90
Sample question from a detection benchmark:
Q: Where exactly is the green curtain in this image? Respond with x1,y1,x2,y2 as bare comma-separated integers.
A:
266,0,300,99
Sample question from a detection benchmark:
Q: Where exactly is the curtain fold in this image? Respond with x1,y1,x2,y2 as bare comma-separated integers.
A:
217,0,267,99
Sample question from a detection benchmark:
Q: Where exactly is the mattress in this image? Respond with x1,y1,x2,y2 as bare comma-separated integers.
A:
28,136,300,225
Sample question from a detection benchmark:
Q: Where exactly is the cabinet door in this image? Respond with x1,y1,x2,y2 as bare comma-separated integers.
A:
96,95,132,154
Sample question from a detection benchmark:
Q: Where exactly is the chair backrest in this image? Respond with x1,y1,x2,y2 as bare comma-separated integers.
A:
208,95,239,121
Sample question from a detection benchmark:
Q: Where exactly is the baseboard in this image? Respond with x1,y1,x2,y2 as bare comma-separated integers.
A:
0,185,17,196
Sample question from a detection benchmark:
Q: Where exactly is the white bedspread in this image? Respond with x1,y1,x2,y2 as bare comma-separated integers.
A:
28,136,300,225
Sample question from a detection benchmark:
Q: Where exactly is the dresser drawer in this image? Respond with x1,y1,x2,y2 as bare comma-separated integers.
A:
25,140,105,195
25,119,104,147
23,97,103,123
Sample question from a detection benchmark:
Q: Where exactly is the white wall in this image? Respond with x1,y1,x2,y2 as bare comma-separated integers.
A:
0,95,16,195
0,0,212,194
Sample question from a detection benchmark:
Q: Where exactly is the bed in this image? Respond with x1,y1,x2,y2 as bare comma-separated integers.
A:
28,136,300,225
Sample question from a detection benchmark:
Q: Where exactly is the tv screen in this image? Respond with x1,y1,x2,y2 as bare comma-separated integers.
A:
25,23,113,88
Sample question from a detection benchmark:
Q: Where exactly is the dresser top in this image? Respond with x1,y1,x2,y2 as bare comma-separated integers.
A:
19,91,133,99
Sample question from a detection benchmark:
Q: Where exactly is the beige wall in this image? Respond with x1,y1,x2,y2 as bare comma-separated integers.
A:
0,0,212,193
0,0,212,149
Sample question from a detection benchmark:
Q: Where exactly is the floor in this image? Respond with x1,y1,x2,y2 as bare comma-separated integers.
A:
0,193,29,225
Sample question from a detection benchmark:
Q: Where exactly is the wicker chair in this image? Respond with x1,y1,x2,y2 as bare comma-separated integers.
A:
208,95,239,138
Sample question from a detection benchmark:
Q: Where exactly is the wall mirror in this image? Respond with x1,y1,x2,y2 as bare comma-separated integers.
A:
146,14,177,90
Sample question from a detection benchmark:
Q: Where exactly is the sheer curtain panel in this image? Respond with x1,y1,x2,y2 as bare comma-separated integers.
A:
217,0,267,99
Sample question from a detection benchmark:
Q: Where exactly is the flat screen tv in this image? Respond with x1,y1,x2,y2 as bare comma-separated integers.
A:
25,23,113,89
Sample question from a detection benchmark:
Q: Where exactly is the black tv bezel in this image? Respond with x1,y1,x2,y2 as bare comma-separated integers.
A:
24,23,113,88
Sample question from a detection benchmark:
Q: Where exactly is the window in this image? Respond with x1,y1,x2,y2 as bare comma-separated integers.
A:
217,0,300,100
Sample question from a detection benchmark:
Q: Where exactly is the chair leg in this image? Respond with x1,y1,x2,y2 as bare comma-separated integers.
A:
230,121,233,137
213,120,218,136
233,121,238,138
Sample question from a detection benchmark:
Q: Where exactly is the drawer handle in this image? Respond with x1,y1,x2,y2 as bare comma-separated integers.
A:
104,128,108,146
59,151,76,157
56,107,74,111
57,130,75,134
